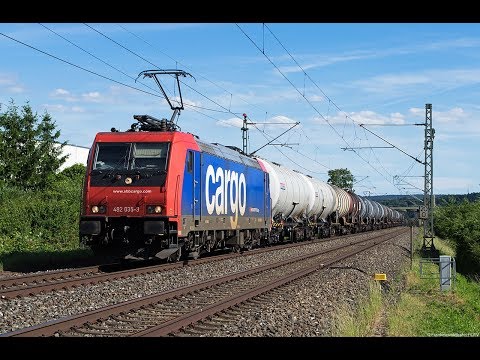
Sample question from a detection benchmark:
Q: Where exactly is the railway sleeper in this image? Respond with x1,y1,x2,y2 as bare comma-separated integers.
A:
191,323,221,332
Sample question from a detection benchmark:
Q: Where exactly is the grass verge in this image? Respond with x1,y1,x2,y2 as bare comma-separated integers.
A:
333,281,384,336
332,228,480,337
388,234,480,336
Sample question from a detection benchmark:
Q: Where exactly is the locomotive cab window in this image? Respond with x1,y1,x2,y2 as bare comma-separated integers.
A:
93,143,130,170
92,142,170,171
131,143,169,170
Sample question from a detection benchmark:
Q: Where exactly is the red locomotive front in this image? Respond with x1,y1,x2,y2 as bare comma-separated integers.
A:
79,128,198,259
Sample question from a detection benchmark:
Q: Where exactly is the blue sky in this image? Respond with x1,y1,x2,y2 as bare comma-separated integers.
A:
0,23,479,196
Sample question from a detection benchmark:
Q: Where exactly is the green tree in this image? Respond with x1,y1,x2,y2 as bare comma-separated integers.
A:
327,168,355,190
0,99,67,190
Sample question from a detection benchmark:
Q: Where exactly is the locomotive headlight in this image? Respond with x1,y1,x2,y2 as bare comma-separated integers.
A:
147,205,162,214
125,177,133,185
91,205,106,214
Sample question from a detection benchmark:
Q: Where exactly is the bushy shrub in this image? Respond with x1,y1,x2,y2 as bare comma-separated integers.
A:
0,164,85,257
434,200,480,276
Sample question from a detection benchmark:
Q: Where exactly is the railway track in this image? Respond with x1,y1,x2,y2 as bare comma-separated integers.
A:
2,227,407,337
0,228,400,299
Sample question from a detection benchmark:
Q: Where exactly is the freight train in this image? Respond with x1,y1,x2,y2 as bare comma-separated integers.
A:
79,114,404,261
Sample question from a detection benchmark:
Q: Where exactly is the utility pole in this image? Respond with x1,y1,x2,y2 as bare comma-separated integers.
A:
421,103,438,258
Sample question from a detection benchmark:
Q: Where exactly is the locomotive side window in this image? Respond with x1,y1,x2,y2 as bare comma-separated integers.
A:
131,143,169,170
187,150,193,173
93,143,131,170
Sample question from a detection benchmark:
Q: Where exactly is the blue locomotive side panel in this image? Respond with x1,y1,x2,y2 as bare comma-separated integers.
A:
181,150,268,231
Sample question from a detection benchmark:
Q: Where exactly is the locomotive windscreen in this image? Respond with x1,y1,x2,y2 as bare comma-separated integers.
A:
93,142,169,171
94,143,130,170
90,142,170,187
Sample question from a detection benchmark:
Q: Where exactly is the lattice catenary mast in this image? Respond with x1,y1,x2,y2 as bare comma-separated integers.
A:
421,103,438,257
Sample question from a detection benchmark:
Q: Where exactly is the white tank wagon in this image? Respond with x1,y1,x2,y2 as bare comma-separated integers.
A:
356,196,374,230
363,198,375,220
379,204,388,221
386,206,394,222
357,195,368,219
369,200,381,222
300,175,337,220
255,158,310,220
299,173,319,217
393,209,402,221
330,185,351,219
317,180,338,220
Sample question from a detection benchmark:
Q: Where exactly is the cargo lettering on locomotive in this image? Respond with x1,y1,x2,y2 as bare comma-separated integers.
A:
205,164,247,229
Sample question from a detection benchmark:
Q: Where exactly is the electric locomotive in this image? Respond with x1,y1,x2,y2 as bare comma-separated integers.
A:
79,115,271,261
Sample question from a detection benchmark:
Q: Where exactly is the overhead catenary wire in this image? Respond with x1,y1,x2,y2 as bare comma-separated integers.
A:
85,23,326,168
39,25,239,116
2,25,309,170
116,23,277,117
3,25,414,197
83,23,240,117
264,23,421,162
0,32,164,99
38,23,166,98
0,30,230,131
260,23,426,197
250,122,328,175
265,24,423,179
236,23,405,194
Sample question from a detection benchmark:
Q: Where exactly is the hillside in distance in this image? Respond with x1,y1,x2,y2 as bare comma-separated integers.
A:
369,192,480,208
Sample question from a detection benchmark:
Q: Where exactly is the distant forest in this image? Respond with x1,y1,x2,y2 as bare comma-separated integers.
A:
371,192,480,208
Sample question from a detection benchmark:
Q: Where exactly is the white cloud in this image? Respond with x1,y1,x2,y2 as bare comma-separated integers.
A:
0,73,25,94
171,96,200,108
275,37,480,74
48,88,126,105
211,87,301,111
262,115,299,128
53,88,70,96
278,52,375,74
216,117,244,128
215,114,299,130
71,106,85,113
8,86,24,93
41,104,85,114
409,107,467,124
42,104,68,113
50,88,77,102
315,110,405,126
349,68,480,96
0,74,13,86
308,94,324,102
82,92,102,102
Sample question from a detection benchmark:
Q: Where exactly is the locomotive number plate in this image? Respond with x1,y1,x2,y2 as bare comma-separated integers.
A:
112,206,140,213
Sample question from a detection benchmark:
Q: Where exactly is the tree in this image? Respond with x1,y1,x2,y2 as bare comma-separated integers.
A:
327,168,355,190
0,99,67,190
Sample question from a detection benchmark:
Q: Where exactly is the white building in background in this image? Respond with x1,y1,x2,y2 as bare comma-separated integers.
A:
59,144,90,171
